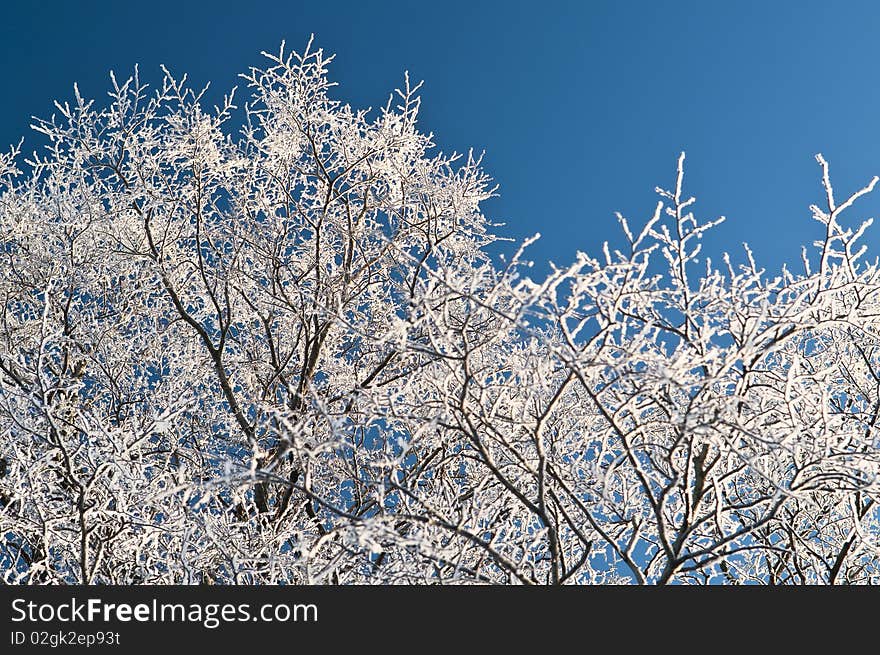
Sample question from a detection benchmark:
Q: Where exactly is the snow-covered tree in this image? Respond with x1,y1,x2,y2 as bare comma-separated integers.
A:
1,40,879,584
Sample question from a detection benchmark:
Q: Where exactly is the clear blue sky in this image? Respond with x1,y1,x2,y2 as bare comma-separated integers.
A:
4,0,880,276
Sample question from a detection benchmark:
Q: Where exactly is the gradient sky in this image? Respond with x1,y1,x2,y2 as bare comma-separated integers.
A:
4,1,880,277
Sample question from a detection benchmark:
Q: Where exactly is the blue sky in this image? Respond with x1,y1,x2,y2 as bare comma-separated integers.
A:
4,1,880,276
